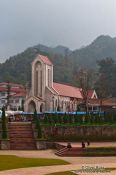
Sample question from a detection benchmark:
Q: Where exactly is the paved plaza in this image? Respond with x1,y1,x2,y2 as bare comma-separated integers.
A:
0,145,116,175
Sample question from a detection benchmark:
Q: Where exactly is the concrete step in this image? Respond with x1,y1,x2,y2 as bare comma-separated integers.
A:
55,147,83,157
8,122,36,150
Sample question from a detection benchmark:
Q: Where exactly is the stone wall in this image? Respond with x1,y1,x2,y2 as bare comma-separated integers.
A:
35,141,65,150
42,126,116,141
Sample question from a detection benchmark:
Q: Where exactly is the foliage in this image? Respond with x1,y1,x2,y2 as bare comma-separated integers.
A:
0,155,69,171
95,58,116,98
34,109,42,139
42,112,116,125
0,35,116,99
1,107,7,139
0,35,116,94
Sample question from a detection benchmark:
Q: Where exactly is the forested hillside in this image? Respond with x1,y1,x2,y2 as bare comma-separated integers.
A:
0,35,116,97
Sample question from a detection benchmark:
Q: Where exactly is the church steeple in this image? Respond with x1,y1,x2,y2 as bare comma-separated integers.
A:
31,54,53,99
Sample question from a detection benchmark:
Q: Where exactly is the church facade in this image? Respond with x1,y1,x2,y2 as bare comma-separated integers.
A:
24,54,97,112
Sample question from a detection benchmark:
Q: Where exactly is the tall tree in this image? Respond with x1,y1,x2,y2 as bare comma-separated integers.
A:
6,81,11,110
95,58,116,111
34,109,42,139
95,58,116,98
1,106,7,139
78,69,94,112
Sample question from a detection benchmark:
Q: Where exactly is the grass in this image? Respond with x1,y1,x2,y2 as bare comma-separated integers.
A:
0,155,69,171
106,168,116,171
47,171,77,175
84,147,116,156
46,168,116,174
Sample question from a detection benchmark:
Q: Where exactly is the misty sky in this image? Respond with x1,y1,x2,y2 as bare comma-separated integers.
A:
0,0,116,62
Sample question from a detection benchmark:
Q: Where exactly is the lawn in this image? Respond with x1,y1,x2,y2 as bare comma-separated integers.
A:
84,147,116,156
47,168,116,174
0,155,69,171
47,171,77,175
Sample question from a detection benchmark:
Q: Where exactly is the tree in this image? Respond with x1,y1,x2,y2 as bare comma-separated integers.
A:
1,106,7,139
5,81,11,110
95,58,116,110
78,69,94,112
34,109,42,139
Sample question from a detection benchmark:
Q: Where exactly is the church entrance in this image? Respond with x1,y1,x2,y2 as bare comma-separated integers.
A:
28,100,36,112
40,103,44,112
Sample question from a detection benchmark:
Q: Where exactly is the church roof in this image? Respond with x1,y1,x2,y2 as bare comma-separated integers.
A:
53,82,83,99
39,55,53,66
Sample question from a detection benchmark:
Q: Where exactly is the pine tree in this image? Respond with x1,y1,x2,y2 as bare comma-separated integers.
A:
34,109,42,139
2,107,7,139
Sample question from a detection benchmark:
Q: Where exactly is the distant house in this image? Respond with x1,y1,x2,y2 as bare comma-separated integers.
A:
88,98,116,111
0,82,26,110
24,54,98,112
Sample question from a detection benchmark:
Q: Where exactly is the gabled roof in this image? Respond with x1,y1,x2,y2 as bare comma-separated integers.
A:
39,55,53,66
87,90,97,99
53,82,83,99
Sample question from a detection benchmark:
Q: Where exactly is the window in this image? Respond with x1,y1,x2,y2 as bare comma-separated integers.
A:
1,99,5,104
10,99,14,103
15,99,19,103
1,92,6,96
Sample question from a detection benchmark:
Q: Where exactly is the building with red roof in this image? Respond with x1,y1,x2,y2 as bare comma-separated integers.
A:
0,82,26,110
24,54,98,112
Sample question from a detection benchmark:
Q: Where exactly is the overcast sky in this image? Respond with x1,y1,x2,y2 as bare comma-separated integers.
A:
0,0,116,62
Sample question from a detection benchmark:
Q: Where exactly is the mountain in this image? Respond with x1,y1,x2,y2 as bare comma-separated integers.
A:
32,44,71,55
0,35,116,85
71,35,116,68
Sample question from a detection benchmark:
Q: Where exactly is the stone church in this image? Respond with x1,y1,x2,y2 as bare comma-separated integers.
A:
24,54,97,112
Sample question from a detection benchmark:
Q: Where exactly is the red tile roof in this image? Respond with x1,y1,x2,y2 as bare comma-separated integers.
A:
39,55,53,66
14,92,26,97
0,83,26,97
0,82,24,87
53,82,83,99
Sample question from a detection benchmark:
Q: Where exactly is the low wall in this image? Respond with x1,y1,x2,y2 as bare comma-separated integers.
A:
0,140,10,150
35,141,65,150
42,125,116,141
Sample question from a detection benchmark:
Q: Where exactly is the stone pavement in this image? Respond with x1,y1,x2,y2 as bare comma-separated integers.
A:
0,150,115,175
0,163,115,175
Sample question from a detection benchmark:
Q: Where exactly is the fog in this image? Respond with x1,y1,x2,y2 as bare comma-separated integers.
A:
0,0,116,61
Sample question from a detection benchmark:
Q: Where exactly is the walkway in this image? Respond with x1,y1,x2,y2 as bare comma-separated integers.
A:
0,163,115,175
0,149,116,174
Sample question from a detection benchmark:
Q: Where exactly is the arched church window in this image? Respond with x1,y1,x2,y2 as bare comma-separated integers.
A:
34,61,42,97
48,69,51,87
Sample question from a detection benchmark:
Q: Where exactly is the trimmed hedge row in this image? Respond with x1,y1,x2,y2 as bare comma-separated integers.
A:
41,113,116,125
